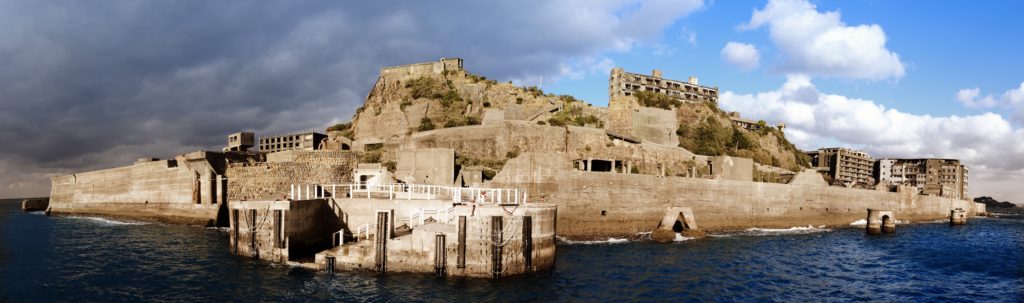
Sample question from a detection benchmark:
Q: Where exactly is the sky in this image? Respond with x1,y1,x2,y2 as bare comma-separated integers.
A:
1,0,1022,203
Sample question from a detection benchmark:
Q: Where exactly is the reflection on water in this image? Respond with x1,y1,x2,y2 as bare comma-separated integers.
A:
1,200,1022,302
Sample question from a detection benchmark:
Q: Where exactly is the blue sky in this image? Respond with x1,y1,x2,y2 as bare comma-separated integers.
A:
547,0,1024,117
0,0,1021,201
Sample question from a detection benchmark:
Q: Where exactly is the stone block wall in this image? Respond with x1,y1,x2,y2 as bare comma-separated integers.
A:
226,151,358,200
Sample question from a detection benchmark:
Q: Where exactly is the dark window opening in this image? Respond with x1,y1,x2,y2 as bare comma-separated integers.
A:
590,160,613,172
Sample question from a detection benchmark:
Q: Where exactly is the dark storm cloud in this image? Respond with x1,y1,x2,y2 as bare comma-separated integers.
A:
0,0,703,197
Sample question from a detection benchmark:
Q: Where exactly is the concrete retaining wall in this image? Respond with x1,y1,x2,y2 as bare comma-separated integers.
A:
492,153,977,239
48,152,226,226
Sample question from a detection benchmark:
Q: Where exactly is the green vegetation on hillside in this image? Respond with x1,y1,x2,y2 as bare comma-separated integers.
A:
402,76,481,130
676,103,809,171
634,91,681,110
547,97,603,127
326,122,353,138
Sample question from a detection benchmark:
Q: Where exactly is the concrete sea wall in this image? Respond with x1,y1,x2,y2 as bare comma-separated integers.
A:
48,152,227,226
492,153,977,239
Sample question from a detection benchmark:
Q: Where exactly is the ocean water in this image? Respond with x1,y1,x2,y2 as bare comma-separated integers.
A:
1,200,1022,302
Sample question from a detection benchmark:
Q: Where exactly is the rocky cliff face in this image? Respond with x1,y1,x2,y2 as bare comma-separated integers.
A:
349,64,598,142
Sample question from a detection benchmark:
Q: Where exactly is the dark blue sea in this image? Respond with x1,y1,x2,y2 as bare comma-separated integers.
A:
1,200,1022,302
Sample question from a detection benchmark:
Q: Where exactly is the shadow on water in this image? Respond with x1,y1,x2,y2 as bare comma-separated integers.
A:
1,200,1022,302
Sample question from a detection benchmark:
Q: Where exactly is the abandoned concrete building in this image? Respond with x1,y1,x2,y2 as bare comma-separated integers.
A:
609,67,719,104
876,158,969,199
258,131,327,153
727,112,785,132
807,147,875,187
223,132,255,152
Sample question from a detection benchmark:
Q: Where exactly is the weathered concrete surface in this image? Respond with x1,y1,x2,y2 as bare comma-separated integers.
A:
229,199,342,263
491,153,978,239
314,199,556,278
974,202,987,216
866,209,895,235
21,197,49,212
395,148,455,186
950,208,967,226
226,150,357,200
49,151,228,226
650,207,701,243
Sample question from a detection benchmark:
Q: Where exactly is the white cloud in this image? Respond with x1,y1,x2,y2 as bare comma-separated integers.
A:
720,42,760,71
956,82,1024,124
721,75,1024,199
559,56,616,80
740,0,905,80
681,27,697,46
956,82,1024,108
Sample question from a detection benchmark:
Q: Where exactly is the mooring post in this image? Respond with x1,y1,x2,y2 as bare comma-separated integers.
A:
458,216,467,269
434,233,447,277
523,216,533,272
326,256,336,274
375,211,389,273
491,216,503,279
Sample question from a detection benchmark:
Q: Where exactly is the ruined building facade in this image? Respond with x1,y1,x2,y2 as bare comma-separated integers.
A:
258,131,327,153
609,68,719,104
807,147,875,187
876,158,969,200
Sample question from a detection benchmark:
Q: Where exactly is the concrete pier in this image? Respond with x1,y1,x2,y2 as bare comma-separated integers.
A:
313,200,557,278
866,209,896,235
950,208,967,226
651,207,703,243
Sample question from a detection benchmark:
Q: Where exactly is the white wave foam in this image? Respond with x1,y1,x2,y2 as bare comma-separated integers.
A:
740,225,831,236
849,219,867,226
557,236,630,245
205,227,230,232
673,233,693,242
27,211,46,216
68,216,149,226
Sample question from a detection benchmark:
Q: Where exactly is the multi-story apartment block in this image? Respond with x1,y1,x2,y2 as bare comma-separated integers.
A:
876,158,969,200
807,147,875,187
258,131,327,153
609,68,719,104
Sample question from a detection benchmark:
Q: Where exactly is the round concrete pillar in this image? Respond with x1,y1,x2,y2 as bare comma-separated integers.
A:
949,209,967,226
866,209,895,235
881,216,896,233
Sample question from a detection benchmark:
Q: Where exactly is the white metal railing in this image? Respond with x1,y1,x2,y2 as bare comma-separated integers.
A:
351,205,461,242
288,183,528,205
